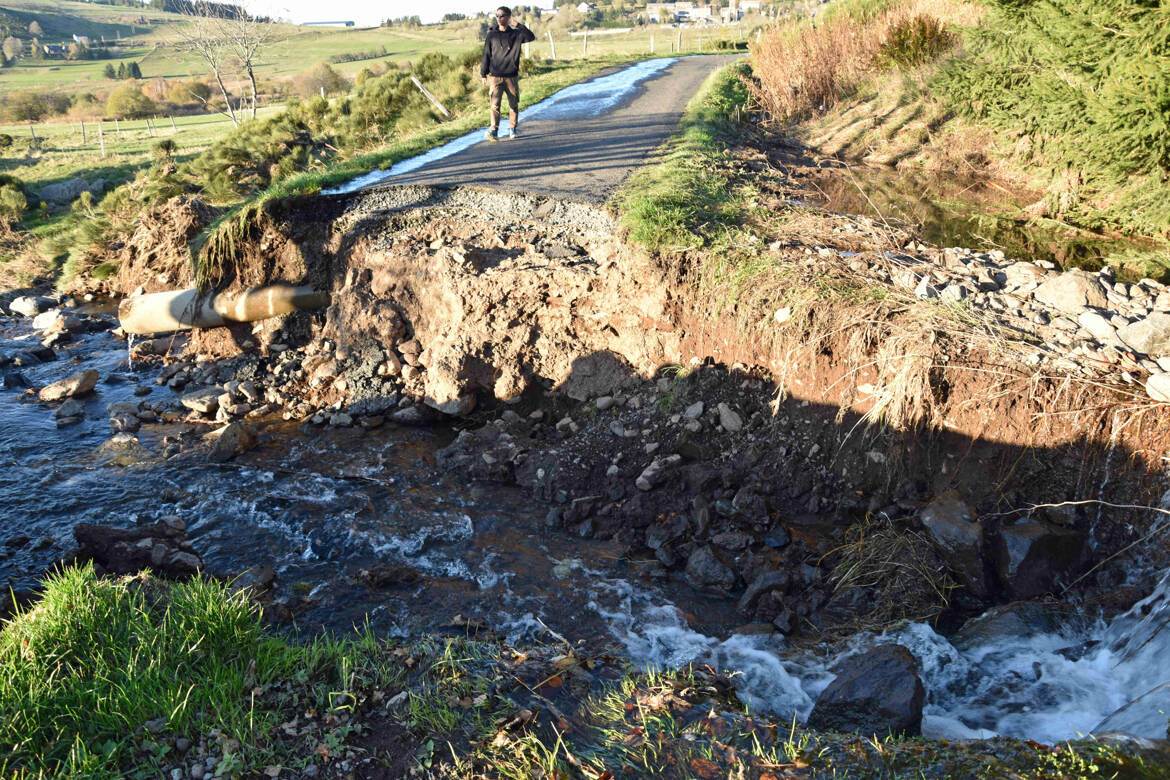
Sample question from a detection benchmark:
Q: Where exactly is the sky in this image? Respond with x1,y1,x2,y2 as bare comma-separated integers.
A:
248,0,525,26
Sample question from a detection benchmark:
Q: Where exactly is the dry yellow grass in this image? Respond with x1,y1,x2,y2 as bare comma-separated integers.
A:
747,0,982,124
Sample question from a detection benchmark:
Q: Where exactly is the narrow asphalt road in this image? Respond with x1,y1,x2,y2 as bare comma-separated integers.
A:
370,55,739,203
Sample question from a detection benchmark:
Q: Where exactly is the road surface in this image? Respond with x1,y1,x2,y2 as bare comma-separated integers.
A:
362,55,739,203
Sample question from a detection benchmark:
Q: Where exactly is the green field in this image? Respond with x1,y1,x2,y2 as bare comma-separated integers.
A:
0,107,285,196
0,1,753,91
0,0,479,93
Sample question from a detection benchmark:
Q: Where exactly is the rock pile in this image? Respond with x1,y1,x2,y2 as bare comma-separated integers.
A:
820,244,1170,401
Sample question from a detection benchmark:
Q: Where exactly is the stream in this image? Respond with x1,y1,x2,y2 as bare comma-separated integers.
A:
807,166,1159,276
2,314,1168,745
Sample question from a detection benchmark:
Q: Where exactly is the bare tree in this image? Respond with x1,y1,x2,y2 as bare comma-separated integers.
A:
173,2,279,124
218,8,277,120
173,2,239,126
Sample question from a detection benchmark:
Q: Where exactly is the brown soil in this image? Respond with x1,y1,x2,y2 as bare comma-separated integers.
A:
110,195,221,295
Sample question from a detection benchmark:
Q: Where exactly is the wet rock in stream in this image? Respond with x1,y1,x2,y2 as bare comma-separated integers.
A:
38,369,98,402
807,644,926,737
73,520,204,579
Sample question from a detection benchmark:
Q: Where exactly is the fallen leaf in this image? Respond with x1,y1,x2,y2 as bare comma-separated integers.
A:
263,766,282,777
689,757,720,779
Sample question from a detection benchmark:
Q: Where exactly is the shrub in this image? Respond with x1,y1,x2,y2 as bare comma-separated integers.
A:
413,52,455,82
152,138,177,163
0,133,12,150
167,79,211,105
106,84,155,118
292,62,348,98
878,13,956,69
5,91,49,122
0,184,28,224
935,0,1170,179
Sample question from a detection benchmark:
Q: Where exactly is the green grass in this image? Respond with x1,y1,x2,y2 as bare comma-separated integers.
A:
0,564,403,778
616,59,754,253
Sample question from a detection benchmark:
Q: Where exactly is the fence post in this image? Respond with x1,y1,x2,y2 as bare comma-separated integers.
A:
677,29,682,52
170,115,177,131
81,122,86,145
650,33,654,53
114,117,120,135
98,123,106,158
582,30,588,57
547,30,556,60
523,42,530,59
29,125,38,147
409,76,452,118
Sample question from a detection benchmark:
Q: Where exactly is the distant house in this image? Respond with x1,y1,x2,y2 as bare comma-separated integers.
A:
576,3,595,13
42,43,66,56
72,34,91,46
302,20,355,27
645,1,695,23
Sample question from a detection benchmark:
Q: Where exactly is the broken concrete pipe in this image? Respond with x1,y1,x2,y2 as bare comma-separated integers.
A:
118,284,330,336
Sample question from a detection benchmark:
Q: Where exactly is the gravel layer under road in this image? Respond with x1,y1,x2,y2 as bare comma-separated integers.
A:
372,55,740,203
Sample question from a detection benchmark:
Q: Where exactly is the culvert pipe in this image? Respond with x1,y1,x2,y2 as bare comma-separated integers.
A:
118,284,330,336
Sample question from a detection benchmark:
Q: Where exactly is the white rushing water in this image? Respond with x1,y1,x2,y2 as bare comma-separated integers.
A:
516,560,1170,744
324,57,679,195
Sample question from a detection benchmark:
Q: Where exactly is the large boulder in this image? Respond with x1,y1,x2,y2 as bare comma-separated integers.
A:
808,644,925,736
208,422,257,463
1146,372,1170,403
180,386,223,415
1117,313,1170,358
684,545,737,593
994,521,1084,599
8,295,55,317
423,361,477,416
38,369,99,402
38,177,90,205
1032,269,1108,314
919,492,989,599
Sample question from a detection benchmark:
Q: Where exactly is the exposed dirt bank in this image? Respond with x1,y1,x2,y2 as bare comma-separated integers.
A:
92,178,1170,640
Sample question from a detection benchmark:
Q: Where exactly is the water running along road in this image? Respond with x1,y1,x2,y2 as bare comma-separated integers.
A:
332,55,740,200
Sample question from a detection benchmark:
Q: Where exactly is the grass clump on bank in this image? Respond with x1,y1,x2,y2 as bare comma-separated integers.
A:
617,60,752,253
0,564,400,777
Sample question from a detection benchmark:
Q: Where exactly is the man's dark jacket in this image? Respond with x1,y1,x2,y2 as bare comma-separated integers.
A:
481,23,535,78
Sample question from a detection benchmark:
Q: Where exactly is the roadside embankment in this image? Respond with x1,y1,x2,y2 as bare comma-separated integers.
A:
748,0,1170,281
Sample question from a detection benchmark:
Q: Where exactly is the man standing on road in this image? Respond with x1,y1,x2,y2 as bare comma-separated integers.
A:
481,6,535,141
